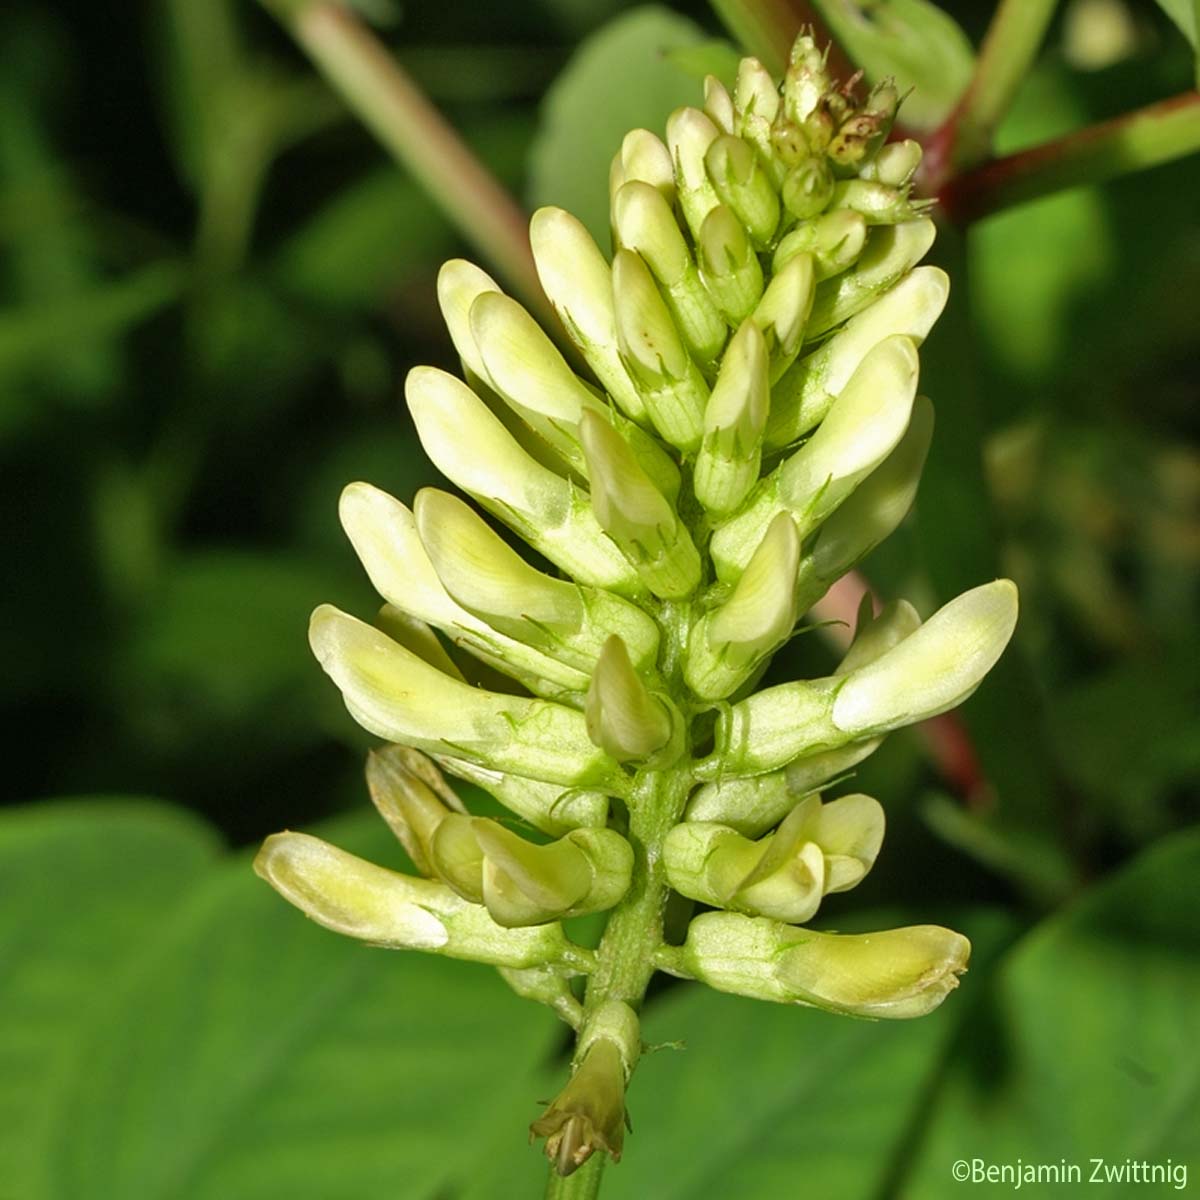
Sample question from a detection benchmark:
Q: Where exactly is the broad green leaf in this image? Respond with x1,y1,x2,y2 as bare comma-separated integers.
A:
273,169,454,308
969,65,1113,385
811,0,976,131
120,550,360,749
18,807,561,1199
664,38,741,87
1156,0,1198,46
0,800,222,1197
529,6,711,243
904,828,1200,1197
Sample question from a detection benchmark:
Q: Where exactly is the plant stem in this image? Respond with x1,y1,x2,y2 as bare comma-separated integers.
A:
940,90,1200,224
261,0,554,328
544,1150,606,1200
943,0,1059,173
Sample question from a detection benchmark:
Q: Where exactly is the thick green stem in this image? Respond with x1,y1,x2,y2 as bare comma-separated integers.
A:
941,90,1200,224
945,0,1059,172
261,0,554,328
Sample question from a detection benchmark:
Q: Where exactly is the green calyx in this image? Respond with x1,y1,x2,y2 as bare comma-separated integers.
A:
258,32,1020,1182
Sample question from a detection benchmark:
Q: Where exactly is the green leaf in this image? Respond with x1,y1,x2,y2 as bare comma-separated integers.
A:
1157,0,1200,85
968,65,1113,386
904,828,1200,1196
1156,0,1198,46
8,805,562,1199
529,5,711,243
810,0,976,132
120,550,360,750
0,800,222,1196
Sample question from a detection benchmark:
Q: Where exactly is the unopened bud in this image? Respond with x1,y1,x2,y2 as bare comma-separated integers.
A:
586,634,682,763
768,267,948,447
613,181,726,364
614,127,675,203
861,138,923,187
665,106,721,239
697,205,764,324
579,410,701,597
711,336,919,581
436,259,501,384
693,319,770,516
685,513,800,700
310,605,623,788
611,249,709,451
255,832,584,970
365,746,463,876
681,911,970,1017
406,367,641,595
434,757,609,834
703,74,735,132
780,157,835,220
752,250,815,380
530,207,647,423
686,738,882,835
808,217,936,337
705,134,780,245
415,488,660,673
773,208,866,281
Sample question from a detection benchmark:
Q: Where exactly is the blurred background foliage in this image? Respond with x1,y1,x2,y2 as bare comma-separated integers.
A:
1,0,1197,1196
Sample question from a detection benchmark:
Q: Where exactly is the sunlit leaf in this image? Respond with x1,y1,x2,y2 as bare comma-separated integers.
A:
811,0,976,131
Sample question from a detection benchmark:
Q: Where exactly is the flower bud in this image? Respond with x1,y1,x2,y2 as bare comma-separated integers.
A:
780,157,835,220
613,180,726,364
579,410,701,598
768,268,948,447
794,396,935,611
665,820,825,923
310,604,623,788
685,737,882,835
611,249,710,451
773,209,867,281
529,206,647,423
434,756,608,834
685,513,800,700
697,205,764,324
585,634,682,764
861,138,923,187
365,746,465,876
680,911,970,1017
414,487,660,673
831,580,1019,735
436,258,501,384
666,791,882,922
733,56,780,154
703,74,735,133
374,605,463,680
255,832,586,970
665,106,721,239
782,34,829,122
836,596,924,676
340,481,590,696
751,250,816,382
612,127,675,204
430,817,633,927
704,580,1018,776
704,134,780,245
406,366,642,596
808,217,936,337
693,319,770,516
531,1001,639,1174
710,336,919,581
830,178,917,225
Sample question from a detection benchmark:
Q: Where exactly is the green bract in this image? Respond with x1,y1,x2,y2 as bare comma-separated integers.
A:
256,35,1018,1183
